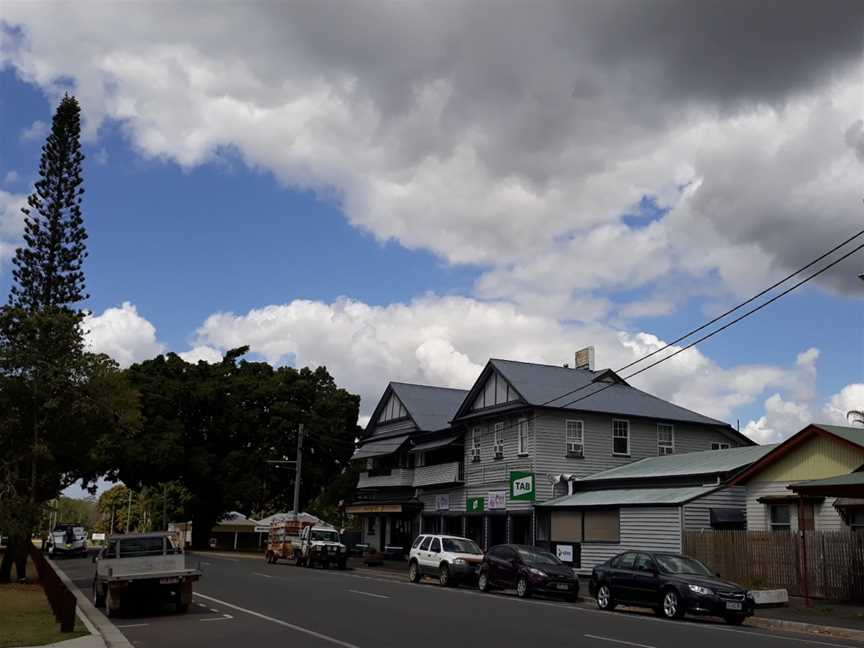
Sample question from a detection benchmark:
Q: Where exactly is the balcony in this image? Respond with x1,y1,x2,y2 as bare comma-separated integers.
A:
413,461,464,487
357,468,414,489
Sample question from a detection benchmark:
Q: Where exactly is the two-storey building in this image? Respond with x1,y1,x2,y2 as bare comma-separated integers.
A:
450,358,753,550
347,382,468,554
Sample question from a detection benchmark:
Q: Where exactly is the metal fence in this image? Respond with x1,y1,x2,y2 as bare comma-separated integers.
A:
683,530,864,602
28,544,78,632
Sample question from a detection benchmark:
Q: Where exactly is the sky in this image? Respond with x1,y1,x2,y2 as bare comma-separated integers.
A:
0,3,863,500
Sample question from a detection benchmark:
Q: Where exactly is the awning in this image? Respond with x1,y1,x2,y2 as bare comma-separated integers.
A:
345,504,411,514
352,435,410,460
410,435,459,453
710,508,745,527
789,472,864,498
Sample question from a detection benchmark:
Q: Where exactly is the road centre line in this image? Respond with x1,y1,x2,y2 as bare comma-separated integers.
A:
584,634,656,648
252,572,274,578
347,589,389,599
200,614,234,622
193,592,360,648
285,569,856,648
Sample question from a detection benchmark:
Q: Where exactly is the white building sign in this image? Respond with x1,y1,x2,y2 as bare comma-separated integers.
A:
487,491,506,510
556,544,574,563
436,494,451,511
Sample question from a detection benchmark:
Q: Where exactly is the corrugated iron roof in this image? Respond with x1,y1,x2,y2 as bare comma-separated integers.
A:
813,424,864,449
352,434,411,459
409,434,459,453
792,472,864,489
489,359,731,428
539,485,717,508
574,444,776,483
389,382,468,432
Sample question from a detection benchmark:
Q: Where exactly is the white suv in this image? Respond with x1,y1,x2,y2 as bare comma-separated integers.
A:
408,534,484,587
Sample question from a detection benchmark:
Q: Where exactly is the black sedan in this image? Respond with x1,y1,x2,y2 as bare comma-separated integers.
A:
478,544,580,601
589,551,754,625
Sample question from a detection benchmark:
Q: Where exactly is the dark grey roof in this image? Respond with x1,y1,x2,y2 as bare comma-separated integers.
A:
487,359,731,428
573,444,776,483
390,382,468,432
352,434,411,459
540,485,717,508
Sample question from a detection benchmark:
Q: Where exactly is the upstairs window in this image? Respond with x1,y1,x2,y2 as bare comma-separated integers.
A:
517,419,529,456
416,451,426,468
471,427,481,462
565,420,584,457
494,422,504,458
612,419,630,456
769,504,791,531
657,424,675,456
851,510,864,533
711,442,731,450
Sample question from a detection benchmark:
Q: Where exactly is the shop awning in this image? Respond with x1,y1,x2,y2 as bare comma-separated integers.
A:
352,435,410,460
345,503,413,514
410,435,459,453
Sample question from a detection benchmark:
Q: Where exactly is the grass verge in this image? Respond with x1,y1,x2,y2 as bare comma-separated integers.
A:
0,553,87,648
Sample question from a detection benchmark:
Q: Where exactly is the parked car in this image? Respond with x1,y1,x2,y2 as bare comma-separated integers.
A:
477,544,579,600
408,534,483,587
92,532,201,617
589,551,755,625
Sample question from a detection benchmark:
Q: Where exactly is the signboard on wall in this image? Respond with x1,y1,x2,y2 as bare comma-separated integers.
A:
436,494,451,511
467,497,485,513
488,491,506,510
510,471,535,501
555,544,574,563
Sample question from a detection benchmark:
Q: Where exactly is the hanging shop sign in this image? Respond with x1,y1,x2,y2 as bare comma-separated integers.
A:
488,490,506,510
435,494,451,511
466,497,485,513
510,471,535,501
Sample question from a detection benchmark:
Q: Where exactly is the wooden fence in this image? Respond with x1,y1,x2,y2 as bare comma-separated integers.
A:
29,544,78,632
683,530,864,602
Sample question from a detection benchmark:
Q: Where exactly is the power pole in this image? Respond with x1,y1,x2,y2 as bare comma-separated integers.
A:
293,424,304,517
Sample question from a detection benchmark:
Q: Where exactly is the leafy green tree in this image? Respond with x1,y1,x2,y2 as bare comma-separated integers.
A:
111,349,359,547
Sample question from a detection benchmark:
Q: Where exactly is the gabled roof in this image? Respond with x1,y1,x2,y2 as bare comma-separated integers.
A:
389,382,469,432
454,358,739,433
731,423,864,485
572,444,776,484
539,485,718,508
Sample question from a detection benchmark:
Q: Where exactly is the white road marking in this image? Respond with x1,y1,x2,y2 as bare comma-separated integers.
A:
252,572,274,578
347,589,389,599
197,603,208,608
200,614,234,622
209,608,220,613
115,623,150,629
193,592,360,648
584,634,656,648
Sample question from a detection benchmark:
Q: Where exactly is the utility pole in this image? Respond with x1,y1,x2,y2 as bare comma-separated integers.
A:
109,505,115,537
293,424,304,518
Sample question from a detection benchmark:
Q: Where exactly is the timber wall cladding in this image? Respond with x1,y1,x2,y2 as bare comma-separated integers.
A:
683,530,864,602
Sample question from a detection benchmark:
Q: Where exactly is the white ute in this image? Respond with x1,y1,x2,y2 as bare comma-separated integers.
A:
295,526,348,569
92,532,201,616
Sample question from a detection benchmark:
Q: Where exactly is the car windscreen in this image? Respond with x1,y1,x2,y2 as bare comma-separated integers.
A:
655,554,714,576
311,530,339,542
517,547,562,566
442,538,482,554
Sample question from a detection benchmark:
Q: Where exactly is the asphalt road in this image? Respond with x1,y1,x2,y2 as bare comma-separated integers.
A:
58,553,861,648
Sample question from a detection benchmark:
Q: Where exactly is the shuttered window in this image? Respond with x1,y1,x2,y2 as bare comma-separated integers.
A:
583,510,620,543
551,511,583,542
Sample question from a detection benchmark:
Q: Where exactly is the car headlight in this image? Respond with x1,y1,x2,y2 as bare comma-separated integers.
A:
453,558,466,565
688,584,714,596
527,567,547,578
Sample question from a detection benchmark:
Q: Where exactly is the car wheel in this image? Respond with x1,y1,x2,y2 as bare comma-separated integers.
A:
478,570,490,592
439,564,452,587
596,584,615,611
92,579,105,608
516,576,530,598
408,561,421,583
724,614,746,626
662,589,684,620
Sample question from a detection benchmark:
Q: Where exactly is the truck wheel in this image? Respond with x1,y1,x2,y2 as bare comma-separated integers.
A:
92,579,105,608
106,587,120,618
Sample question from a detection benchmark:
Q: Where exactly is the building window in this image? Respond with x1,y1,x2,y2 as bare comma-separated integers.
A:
494,422,504,458
769,504,791,531
518,419,529,456
851,510,864,532
416,451,426,467
366,458,374,471
471,427,481,462
612,420,630,456
583,509,620,543
367,516,377,536
565,420,584,457
712,442,731,450
657,424,674,456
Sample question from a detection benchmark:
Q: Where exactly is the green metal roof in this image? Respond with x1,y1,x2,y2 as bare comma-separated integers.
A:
813,424,864,449
791,472,864,489
574,444,776,483
539,485,717,508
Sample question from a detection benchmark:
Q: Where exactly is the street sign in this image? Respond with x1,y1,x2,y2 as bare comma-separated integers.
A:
510,471,535,501
466,496,485,513
556,544,573,562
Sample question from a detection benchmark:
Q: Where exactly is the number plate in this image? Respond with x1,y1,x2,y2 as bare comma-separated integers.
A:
556,583,570,591
159,577,180,584
725,602,742,611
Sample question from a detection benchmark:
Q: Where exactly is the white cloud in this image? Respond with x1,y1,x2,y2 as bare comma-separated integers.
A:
178,345,222,364
20,119,48,142
3,170,20,184
743,393,813,444
0,189,26,268
824,383,864,426
83,301,165,367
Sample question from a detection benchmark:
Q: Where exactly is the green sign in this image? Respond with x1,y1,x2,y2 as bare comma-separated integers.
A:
466,496,485,513
510,471,535,501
